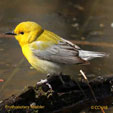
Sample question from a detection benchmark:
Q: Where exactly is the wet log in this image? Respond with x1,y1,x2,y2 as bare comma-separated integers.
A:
0,74,113,113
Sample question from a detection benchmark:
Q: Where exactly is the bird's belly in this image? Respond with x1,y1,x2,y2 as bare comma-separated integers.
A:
22,45,61,74
32,58,61,74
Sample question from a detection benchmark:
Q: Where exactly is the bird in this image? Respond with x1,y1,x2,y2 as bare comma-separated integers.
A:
5,21,108,76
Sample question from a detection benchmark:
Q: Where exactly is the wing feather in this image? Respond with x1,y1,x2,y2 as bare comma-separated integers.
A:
30,40,85,64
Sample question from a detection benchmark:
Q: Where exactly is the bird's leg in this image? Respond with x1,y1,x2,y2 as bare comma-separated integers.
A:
46,73,53,90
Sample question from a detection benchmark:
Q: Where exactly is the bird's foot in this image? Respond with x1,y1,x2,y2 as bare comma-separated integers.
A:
46,83,53,90
37,79,47,85
47,73,51,78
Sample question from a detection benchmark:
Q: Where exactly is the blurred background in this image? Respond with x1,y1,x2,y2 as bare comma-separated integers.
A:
0,0,113,112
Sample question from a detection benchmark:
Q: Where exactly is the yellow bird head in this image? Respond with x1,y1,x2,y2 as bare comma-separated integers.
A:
6,21,43,46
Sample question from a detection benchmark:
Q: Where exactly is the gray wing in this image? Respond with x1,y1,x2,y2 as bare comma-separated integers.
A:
31,40,86,64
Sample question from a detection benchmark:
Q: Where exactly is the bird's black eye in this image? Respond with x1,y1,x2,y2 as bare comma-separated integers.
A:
20,32,24,35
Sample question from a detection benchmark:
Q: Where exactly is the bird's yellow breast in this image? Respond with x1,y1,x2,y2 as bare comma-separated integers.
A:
22,44,60,74
22,44,44,72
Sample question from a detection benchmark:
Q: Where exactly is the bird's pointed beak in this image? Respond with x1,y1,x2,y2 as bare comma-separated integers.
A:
5,32,16,36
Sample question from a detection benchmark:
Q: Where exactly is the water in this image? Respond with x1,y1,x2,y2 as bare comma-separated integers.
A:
0,0,113,112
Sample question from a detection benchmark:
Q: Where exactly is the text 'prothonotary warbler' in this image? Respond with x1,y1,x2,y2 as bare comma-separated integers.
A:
5,21,108,75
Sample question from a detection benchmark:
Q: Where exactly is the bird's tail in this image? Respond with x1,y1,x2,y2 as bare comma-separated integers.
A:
79,50,109,61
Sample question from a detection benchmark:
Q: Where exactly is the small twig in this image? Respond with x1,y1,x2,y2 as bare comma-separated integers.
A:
80,70,97,102
71,40,113,48
0,33,112,48
80,70,106,113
